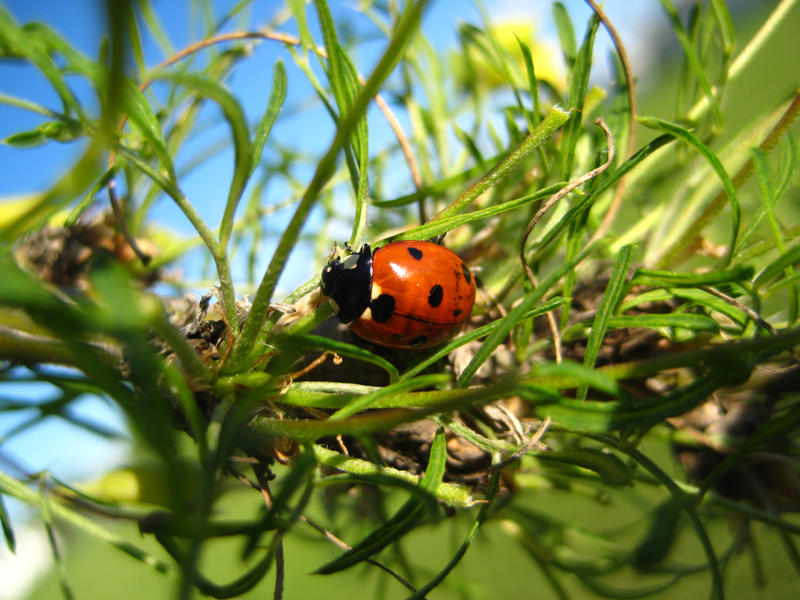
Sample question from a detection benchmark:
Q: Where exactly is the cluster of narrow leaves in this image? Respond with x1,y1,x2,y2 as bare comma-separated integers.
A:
1,0,800,598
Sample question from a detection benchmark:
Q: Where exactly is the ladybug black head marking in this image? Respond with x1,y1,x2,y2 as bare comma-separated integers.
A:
321,243,373,323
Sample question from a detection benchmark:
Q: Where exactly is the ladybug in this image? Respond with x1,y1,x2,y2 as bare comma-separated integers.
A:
321,240,476,349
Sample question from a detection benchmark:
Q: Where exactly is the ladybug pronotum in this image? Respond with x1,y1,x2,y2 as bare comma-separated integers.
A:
320,241,476,349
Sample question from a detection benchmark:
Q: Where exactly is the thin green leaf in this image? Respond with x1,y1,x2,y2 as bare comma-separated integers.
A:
457,245,595,387
560,13,600,178
315,428,447,575
0,8,84,119
669,288,748,328
754,242,800,290
0,492,15,552
631,265,753,288
138,0,174,56
659,0,723,126
578,244,633,400
531,133,675,260
535,448,632,486
406,469,501,600
515,36,541,128
393,182,564,243
605,313,720,333
314,0,370,247
639,115,739,264
253,376,518,441
401,297,564,380
430,106,569,223
126,5,145,76
122,81,176,179
537,373,727,433
774,134,799,201
552,2,577,67
250,60,287,176
277,333,400,382
157,72,252,248
708,0,735,55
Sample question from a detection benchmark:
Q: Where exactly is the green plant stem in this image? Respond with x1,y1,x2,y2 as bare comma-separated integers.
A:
112,143,240,333
430,106,569,223
224,0,430,373
312,445,472,506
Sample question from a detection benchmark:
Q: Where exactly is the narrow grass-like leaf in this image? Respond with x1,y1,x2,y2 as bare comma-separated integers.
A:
122,81,176,179
668,288,748,328
526,360,622,397
552,2,577,67
400,297,564,381
535,448,632,486
578,244,633,400
560,13,600,178
2,119,83,148
515,36,540,129
250,60,287,176
277,333,400,382
156,532,276,598
531,133,675,260
406,469,500,600
0,8,84,119
315,428,447,576
138,0,173,56
157,72,252,248
751,146,797,319
754,242,800,290
774,134,799,200
709,0,735,55
314,0,370,246
430,106,569,223
537,373,727,433
458,245,595,387
605,313,720,333
659,0,722,126
631,265,753,288
0,492,15,552
638,116,739,264
392,182,565,243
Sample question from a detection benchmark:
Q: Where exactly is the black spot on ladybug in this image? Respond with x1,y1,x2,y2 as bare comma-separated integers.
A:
407,247,423,260
453,309,463,317
461,263,471,284
371,293,396,323
428,284,443,307
410,335,428,347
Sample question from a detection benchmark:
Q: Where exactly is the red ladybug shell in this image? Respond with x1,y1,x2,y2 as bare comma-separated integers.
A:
350,241,475,349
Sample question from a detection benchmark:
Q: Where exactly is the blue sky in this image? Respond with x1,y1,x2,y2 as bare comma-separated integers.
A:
0,0,667,512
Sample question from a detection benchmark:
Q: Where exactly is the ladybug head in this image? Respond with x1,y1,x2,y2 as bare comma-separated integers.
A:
320,243,373,323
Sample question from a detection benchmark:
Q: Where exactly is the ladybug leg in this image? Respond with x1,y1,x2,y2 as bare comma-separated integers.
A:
427,233,446,245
